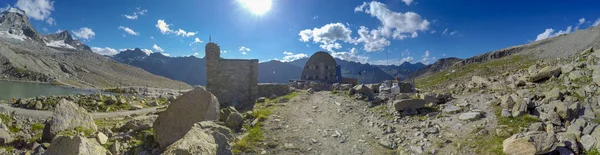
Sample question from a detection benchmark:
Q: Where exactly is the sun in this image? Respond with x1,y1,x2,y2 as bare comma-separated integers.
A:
240,0,272,15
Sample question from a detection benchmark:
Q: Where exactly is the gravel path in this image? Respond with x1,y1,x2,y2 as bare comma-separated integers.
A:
260,91,497,154
261,91,389,155
0,103,166,119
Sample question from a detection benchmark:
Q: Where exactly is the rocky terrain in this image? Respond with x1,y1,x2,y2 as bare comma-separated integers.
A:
0,8,191,89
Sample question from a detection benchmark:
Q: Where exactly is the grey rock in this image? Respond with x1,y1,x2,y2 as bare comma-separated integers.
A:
459,112,482,121
583,123,597,135
123,115,157,131
256,97,266,103
219,106,238,122
442,104,461,114
511,98,527,117
501,94,517,109
163,121,232,155
353,84,374,96
502,131,557,155
42,99,97,142
545,88,563,101
528,66,562,83
153,87,220,149
44,135,110,155
581,134,596,151
110,141,120,155
96,132,108,145
501,109,512,117
225,112,243,132
388,99,425,112
528,122,544,131
0,130,12,145
277,97,288,103
540,110,561,125
471,76,491,87
378,136,396,149
561,64,574,74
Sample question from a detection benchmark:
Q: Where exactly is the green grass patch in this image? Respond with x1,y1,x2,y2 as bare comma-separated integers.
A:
0,146,15,152
103,87,138,94
8,125,20,133
232,122,265,154
369,105,394,120
74,126,95,136
231,92,300,154
0,114,10,124
31,123,45,132
587,148,600,155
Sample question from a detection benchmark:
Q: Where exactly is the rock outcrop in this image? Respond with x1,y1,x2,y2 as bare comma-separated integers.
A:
44,135,111,155
42,99,97,142
153,87,220,149
163,121,232,155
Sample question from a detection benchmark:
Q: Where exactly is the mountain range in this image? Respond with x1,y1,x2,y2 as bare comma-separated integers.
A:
112,49,427,85
0,8,191,89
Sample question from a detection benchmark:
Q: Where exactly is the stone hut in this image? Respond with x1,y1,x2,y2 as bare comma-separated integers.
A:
205,41,258,109
300,51,341,83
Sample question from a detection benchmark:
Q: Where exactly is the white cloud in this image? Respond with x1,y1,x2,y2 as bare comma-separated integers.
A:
152,44,164,53
242,52,247,55
442,28,448,35
221,50,228,53
355,26,390,52
155,19,197,37
402,0,414,6
189,37,203,46
280,51,308,62
123,7,147,20
118,26,139,36
594,19,600,27
330,48,369,64
298,23,353,52
45,17,55,25
449,31,458,36
239,46,251,52
579,18,586,24
313,16,319,19
72,27,95,40
156,19,172,34
161,53,170,56
420,50,434,64
193,52,199,56
91,47,118,56
175,29,197,37
354,2,368,12
535,26,572,41
15,0,55,25
355,1,429,39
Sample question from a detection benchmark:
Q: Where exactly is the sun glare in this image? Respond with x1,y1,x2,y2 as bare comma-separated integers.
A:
240,0,272,15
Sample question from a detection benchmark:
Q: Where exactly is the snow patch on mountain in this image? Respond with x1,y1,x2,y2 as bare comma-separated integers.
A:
45,40,75,49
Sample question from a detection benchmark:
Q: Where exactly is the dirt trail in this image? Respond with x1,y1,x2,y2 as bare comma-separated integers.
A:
261,91,497,154
262,91,390,155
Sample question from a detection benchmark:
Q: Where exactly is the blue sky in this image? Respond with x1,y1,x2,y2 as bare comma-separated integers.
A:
2,0,600,65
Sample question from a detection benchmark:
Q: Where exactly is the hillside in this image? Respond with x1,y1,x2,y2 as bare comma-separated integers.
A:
413,25,600,81
0,8,190,89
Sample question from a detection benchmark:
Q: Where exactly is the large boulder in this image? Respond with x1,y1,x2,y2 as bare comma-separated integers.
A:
353,84,374,96
502,131,557,155
163,121,232,155
219,106,239,122
43,135,111,155
42,99,97,142
0,130,12,145
388,99,425,112
528,66,562,83
153,87,220,149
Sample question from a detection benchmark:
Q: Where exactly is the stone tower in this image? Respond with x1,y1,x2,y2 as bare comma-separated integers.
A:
205,42,220,92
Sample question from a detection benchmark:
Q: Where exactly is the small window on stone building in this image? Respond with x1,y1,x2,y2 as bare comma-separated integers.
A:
315,76,319,79
306,66,309,69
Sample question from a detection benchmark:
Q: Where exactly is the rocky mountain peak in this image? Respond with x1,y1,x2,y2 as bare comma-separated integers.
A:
0,7,44,43
43,30,91,51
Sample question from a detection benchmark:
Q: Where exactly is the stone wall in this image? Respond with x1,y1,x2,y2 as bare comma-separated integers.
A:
205,42,258,110
257,83,290,98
